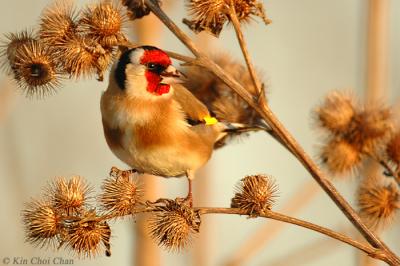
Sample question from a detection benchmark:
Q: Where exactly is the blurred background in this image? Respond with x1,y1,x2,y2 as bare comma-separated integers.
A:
0,0,399,265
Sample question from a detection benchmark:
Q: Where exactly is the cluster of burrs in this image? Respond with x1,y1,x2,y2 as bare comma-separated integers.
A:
22,168,278,256
314,91,400,229
1,1,129,97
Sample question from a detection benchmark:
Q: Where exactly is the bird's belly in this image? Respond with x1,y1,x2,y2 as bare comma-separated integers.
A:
119,133,207,177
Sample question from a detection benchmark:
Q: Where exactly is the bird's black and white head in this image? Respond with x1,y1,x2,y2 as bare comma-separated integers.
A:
113,46,182,98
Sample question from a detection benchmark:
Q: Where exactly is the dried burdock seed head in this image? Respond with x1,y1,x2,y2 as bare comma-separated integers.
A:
315,92,394,164
148,199,201,251
231,174,278,216
66,211,111,258
22,200,59,247
184,0,271,36
39,0,77,45
184,53,263,121
80,1,128,47
121,0,162,20
348,106,394,154
50,176,90,214
315,91,355,134
357,106,393,139
0,30,36,74
184,0,227,36
94,46,115,81
320,138,362,176
230,0,272,24
183,53,265,147
57,35,107,79
183,17,226,37
387,130,400,163
358,177,400,230
12,40,60,97
99,171,141,217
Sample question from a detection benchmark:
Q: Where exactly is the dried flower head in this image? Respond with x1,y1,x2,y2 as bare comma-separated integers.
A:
65,211,111,258
315,92,395,175
99,170,141,217
50,176,90,214
22,200,59,247
183,0,227,36
80,2,128,47
121,0,162,20
183,53,265,147
57,35,111,79
348,106,394,154
148,199,201,251
184,0,271,36
231,174,278,216
94,46,115,81
0,30,36,74
39,1,78,45
315,91,355,134
231,0,271,24
358,177,400,230
12,39,60,97
387,131,400,163
320,138,362,176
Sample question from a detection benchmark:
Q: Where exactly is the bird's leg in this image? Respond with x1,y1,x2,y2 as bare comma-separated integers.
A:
184,170,195,208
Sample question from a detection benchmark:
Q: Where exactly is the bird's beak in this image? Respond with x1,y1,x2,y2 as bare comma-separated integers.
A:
160,65,187,84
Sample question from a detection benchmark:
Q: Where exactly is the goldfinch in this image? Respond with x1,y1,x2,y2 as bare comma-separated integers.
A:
100,45,264,205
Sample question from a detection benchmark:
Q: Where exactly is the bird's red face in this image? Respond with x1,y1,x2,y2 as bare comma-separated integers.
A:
114,46,183,97
140,49,179,96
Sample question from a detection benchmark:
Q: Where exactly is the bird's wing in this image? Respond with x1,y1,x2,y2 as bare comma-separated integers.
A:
172,83,211,125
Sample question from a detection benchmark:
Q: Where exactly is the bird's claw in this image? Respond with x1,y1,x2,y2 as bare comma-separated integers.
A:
182,194,193,208
109,166,137,180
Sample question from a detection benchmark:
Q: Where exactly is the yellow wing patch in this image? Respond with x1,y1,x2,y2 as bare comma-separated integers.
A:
204,116,218,125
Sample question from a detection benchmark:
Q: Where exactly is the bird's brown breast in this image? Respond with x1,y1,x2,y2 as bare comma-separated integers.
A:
102,118,124,151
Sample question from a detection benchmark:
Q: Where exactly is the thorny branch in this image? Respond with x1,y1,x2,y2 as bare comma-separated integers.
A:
196,208,389,263
57,202,388,263
141,0,400,264
228,1,262,96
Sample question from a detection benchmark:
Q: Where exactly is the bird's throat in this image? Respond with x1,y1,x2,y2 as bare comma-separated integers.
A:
145,71,170,96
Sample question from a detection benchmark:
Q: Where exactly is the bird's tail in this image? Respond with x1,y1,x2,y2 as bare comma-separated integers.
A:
214,122,269,148
223,122,268,133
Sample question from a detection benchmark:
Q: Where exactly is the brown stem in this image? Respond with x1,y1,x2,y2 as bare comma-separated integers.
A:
126,204,385,263
144,0,201,57
196,207,389,263
227,180,320,265
165,50,195,64
141,1,400,264
228,2,261,95
118,39,195,63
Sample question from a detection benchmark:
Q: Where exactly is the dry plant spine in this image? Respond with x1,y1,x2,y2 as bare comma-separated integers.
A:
315,91,396,178
22,176,114,257
358,177,400,230
231,174,278,216
148,199,201,251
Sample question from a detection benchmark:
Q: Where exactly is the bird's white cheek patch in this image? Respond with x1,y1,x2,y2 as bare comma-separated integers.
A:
130,49,145,65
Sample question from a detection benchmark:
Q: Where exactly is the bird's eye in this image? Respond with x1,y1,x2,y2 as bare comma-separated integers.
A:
146,63,166,74
147,63,156,70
